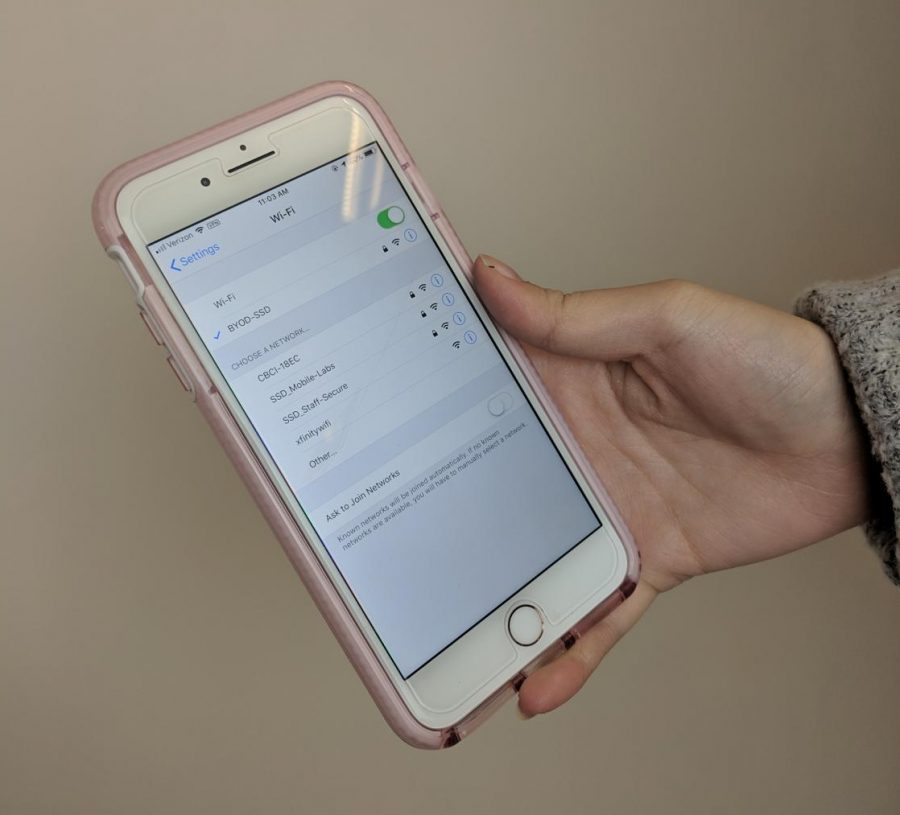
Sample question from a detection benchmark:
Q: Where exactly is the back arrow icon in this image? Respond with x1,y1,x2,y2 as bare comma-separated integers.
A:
169,258,181,273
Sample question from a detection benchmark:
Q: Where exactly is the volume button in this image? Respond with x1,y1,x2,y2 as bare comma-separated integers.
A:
166,354,194,395
139,310,164,345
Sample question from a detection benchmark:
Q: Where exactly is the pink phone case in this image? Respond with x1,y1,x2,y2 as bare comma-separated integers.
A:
92,81,639,748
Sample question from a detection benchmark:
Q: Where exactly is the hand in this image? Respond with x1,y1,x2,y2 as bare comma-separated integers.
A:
471,255,871,718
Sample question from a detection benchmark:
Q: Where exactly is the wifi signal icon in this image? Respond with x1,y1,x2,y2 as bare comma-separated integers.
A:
195,225,204,234
391,237,400,247
452,340,461,349
417,283,427,292
441,321,450,330
429,302,438,311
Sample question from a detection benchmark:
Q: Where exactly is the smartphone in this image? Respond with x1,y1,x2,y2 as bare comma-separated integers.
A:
93,82,638,748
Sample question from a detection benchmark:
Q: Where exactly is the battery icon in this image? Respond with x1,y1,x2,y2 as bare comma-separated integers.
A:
363,148,374,157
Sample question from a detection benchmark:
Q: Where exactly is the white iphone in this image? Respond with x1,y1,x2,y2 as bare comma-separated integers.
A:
93,82,639,747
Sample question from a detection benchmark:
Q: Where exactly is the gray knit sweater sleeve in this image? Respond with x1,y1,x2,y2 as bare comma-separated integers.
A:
794,272,900,585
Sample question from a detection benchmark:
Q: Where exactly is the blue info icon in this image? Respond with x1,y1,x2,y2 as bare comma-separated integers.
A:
441,292,455,306
463,330,477,345
452,312,466,325
430,273,444,287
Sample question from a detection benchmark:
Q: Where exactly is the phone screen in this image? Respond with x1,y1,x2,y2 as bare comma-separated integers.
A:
147,144,601,677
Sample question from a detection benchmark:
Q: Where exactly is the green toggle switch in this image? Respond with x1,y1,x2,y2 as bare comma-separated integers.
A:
377,206,405,229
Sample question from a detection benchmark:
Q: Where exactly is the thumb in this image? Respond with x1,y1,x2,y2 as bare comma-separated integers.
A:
518,580,657,717
472,255,681,361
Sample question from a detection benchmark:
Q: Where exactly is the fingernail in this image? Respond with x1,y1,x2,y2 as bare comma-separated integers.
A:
516,706,534,721
476,254,517,279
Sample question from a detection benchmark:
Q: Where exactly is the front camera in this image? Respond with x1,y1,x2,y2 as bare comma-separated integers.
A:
200,177,211,187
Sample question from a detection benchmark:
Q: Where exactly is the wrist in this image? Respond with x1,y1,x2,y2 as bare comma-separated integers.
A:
795,273,900,583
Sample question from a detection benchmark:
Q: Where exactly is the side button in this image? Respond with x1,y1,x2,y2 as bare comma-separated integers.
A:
109,246,146,303
166,355,193,394
404,163,441,220
139,310,164,345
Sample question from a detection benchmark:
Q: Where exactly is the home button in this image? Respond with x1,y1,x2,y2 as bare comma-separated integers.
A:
507,604,543,646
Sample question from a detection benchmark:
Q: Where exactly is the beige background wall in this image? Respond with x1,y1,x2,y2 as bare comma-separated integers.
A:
2,2,899,813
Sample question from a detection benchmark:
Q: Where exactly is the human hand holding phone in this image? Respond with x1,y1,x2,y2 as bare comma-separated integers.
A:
473,256,871,717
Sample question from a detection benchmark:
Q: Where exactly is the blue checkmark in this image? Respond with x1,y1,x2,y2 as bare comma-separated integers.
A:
213,330,221,340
